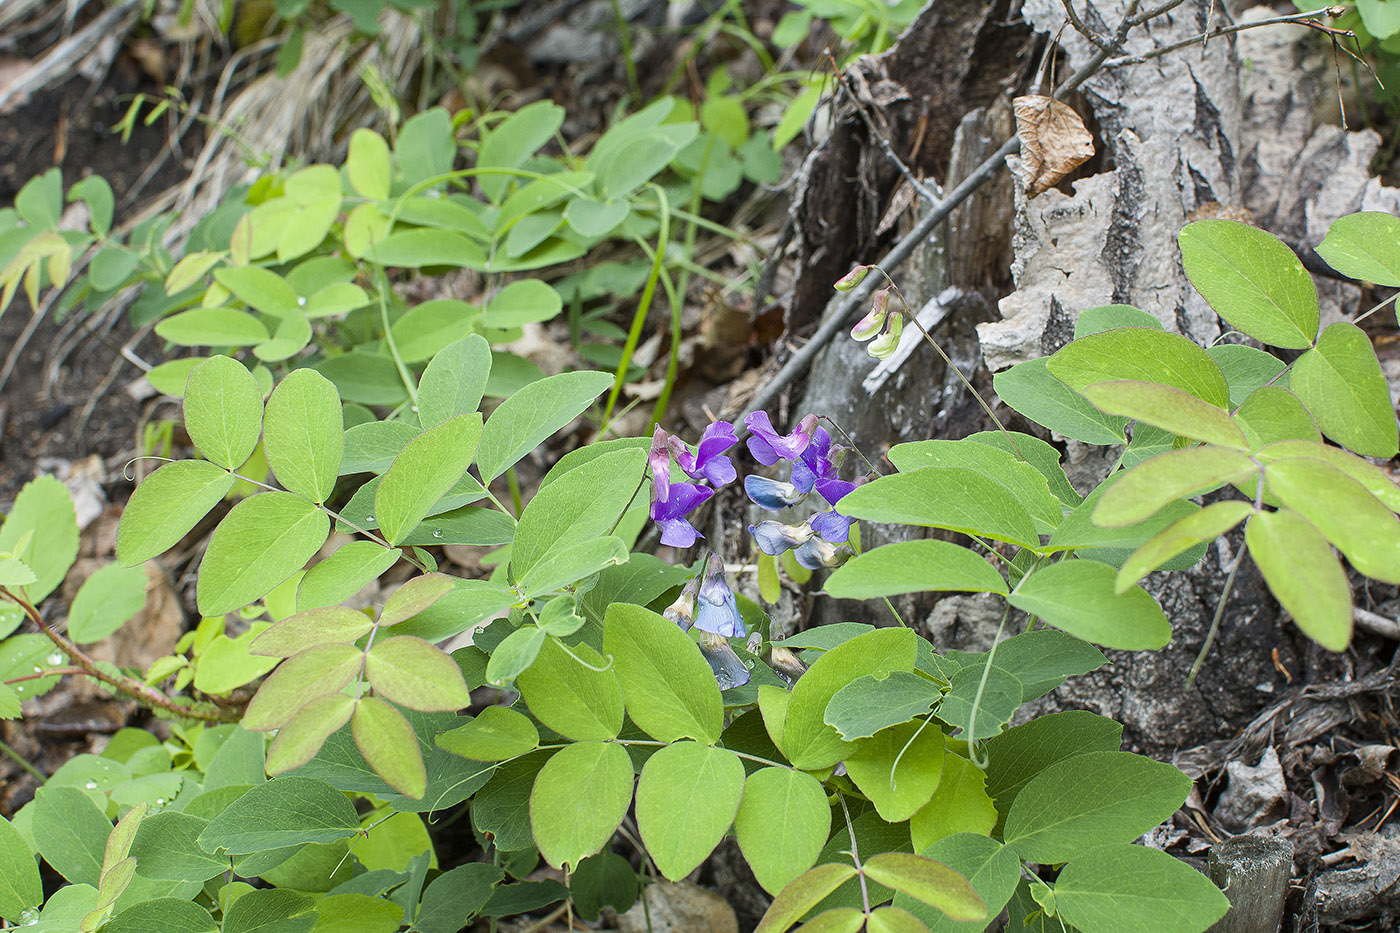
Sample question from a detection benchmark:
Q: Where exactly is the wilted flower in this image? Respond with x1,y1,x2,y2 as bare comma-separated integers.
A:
768,644,807,683
670,421,738,487
663,576,699,631
698,630,750,690
748,519,815,556
744,475,806,511
648,426,673,502
794,535,850,570
834,264,873,292
650,482,713,548
744,412,819,465
694,555,746,639
851,287,890,340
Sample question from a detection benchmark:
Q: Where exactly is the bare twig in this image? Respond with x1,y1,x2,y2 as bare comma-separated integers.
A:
1354,607,1400,640
0,0,141,112
1061,0,1116,52
1105,7,1348,68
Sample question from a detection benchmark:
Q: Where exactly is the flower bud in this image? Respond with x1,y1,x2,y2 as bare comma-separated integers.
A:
850,287,891,341
867,311,903,360
663,576,699,631
833,264,873,292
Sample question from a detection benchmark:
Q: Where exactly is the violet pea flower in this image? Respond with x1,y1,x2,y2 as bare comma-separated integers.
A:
790,428,856,506
748,519,814,557
650,481,713,548
744,412,819,465
670,420,738,487
663,576,700,631
694,555,747,639
648,425,672,502
809,509,853,545
744,475,806,511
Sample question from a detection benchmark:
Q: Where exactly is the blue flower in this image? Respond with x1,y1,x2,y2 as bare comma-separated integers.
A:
694,555,746,638
748,519,814,556
671,421,738,487
790,428,856,506
650,482,713,548
809,509,853,545
697,630,750,690
744,412,818,465
744,475,806,511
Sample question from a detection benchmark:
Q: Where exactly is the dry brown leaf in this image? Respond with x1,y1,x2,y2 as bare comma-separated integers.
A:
1012,95,1095,198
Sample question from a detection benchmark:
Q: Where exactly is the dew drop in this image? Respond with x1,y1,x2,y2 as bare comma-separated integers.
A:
297,296,307,306
31,665,42,673
432,528,443,538
155,798,167,806
364,514,374,522
13,685,24,695
18,907,38,925
84,781,98,790
46,653,62,666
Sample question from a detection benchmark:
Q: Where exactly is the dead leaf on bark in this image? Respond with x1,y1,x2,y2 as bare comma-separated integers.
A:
1012,95,1095,197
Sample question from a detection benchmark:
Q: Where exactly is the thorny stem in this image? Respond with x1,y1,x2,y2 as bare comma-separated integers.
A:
837,793,873,915
0,588,234,723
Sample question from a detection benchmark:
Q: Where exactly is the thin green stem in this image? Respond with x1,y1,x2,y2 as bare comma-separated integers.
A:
1185,545,1245,692
0,736,45,783
615,738,787,770
837,793,872,915
376,267,418,409
601,186,671,431
966,604,1012,768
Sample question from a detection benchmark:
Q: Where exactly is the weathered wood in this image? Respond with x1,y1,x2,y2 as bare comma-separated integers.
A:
1208,835,1293,933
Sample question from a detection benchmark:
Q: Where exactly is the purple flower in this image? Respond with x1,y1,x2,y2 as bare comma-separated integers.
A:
671,421,738,487
650,482,713,548
809,509,853,544
648,425,672,502
698,630,750,690
749,519,814,556
694,555,746,638
744,412,818,465
744,475,806,511
790,428,856,506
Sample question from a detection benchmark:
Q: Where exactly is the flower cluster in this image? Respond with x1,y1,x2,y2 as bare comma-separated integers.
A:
743,412,855,570
648,421,738,548
665,556,751,689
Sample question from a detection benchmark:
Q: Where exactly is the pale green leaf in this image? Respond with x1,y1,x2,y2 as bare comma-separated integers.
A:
909,755,996,853
155,308,270,348
1290,321,1399,458
896,835,1020,933
825,540,1008,599
1079,380,1248,449
1117,500,1254,593
241,642,362,731
993,358,1128,445
0,476,78,602
295,542,400,611
837,468,1040,550
0,814,41,923
635,741,745,880
888,439,1063,532
347,128,392,200
1245,508,1352,651
1254,439,1400,513
516,636,623,741
266,694,356,774
1092,447,1257,527
1315,211,1400,285
117,461,234,566
862,852,986,923
417,335,491,429
1047,327,1229,407
846,720,946,822
263,368,343,503
603,603,722,744
353,697,426,799
734,767,831,895
214,266,299,317
435,706,539,761
1235,386,1320,450
752,863,858,933
476,371,613,483
68,563,147,643
530,741,634,870
196,492,329,616
374,413,484,545
249,607,374,657
1178,219,1318,348
1008,559,1170,650
1055,844,1230,933
365,636,471,711
183,356,264,470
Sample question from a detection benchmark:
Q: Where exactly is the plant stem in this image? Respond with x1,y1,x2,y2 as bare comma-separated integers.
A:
0,736,45,782
837,793,872,915
0,589,234,723
1186,542,1246,691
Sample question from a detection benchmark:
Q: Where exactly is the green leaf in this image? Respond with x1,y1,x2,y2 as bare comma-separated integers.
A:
214,266,299,317
825,540,1008,600
396,107,454,184
780,628,917,769
863,852,986,923
242,642,362,731
570,852,639,921
32,786,110,886
103,898,218,933
117,461,235,566
511,446,645,585
1265,457,1400,584
994,358,1128,445
436,706,539,761
469,750,549,852
963,432,1081,506
563,197,629,237
1290,321,1399,457
197,492,329,616
1235,385,1320,450
156,308,271,347
1049,481,1204,569
530,741,634,870
1117,500,1254,593
1054,844,1230,933
753,863,858,933
934,664,1022,741
481,279,563,328
0,476,77,602
945,630,1105,702
375,413,484,546
476,371,613,483
1080,380,1247,449
734,767,831,896
1002,751,1190,864
0,814,41,923
603,603,722,744
67,563,147,643
1092,447,1257,527
365,230,486,269
266,694,356,774
366,636,471,711
183,356,264,470
379,573,455,627
1178,219,1319,348
309,894,402,933
250,607,374,657
838,468,1040,550
516,636,623,741
484,625,548,687
296,542,400,611
478,101,566,202
516,535,627,598
1074,304,1163,336
68,175,114,236
346,128,392,199
1315,211,1400,286
198,776,359,856
635,741,745,880
1245,508,1352,651
1255,439,1400,513
222,888,316,933
14,168,60,229
413,862,503,933
353,696,427,799
866,906,934,933
390,299,481,363
128,811,227,883
896,835,1020,933
1046,327,1230,408
1008,559,1170,650
314,350,409,406
910,754,997,853
418,335,491,429
889,440,1064,532
341,421,418,474
846,720,946,822
825,672,944,741
1208,344,1288,407
983,711,1123,826
262,369,343,503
